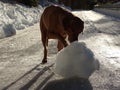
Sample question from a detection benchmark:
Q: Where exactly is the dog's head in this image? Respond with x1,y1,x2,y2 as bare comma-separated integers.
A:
63,16,84,42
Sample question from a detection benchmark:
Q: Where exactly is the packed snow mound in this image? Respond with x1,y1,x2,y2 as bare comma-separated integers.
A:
0,1,43,38
54,41,100,79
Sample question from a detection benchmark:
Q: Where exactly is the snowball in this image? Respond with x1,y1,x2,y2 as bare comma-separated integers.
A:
3,24,16,37
54,41,99,79
0,27,6,39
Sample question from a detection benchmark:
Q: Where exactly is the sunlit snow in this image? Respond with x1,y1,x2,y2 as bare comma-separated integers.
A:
55,41,99,79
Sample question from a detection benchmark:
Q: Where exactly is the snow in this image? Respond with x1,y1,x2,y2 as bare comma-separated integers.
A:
94,8,120,19
55,41,99,79
79,33,120,69
3,24,16,37
78,10,120,69
114,1,120,5
0,1,43,38
0,3,120,89
42,77,93,90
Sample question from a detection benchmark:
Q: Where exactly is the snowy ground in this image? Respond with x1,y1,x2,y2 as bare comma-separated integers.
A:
77,10,120,69
94,8,120,19
0,0,43,38
0,1,120,90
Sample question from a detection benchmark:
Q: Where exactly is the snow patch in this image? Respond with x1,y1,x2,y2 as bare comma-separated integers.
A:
79,33,120,69
94,8,120,19
0,23,16,38
114,1,120,5
0,1,43,39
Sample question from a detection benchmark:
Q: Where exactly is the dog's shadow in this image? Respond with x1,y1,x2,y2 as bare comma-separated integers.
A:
42,77,93,90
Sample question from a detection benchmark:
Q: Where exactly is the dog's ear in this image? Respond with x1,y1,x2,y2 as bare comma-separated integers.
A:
62,17,71,30
70,17,84,32
63,16,84,33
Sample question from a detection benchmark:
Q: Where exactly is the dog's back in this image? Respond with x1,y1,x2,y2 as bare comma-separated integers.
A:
40,5,73,34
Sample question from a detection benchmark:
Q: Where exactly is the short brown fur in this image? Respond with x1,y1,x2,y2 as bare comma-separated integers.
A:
40,5,84,64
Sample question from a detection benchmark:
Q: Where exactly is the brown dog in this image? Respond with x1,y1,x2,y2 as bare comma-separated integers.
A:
40,5,84,64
